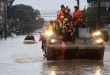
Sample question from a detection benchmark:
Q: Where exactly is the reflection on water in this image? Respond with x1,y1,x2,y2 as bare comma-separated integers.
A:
1,35,110,75
42,60,104,75
95,66,102,75
50,70,56,75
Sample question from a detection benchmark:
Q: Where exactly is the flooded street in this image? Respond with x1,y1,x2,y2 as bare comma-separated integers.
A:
0,35,110,75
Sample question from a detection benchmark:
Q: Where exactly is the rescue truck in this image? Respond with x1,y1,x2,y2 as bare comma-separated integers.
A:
41,0,105,60
42,26,105,60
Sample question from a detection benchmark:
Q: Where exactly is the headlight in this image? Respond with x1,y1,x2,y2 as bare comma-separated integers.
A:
50,39,56,43
92,31,101,36
95,38,103,44
45,31,53,37
93,31,101,36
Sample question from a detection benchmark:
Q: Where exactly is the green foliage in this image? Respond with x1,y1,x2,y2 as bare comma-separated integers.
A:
35,9,41,17
14,4,36,33
7,4,43,34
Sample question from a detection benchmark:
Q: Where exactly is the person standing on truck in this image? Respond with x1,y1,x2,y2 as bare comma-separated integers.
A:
57,16,65,28
57,16,67,37
48,19,56,32
56,16,65,34
73,6,82,38
65,7,72,23
73,6,82,26
56,4,65,22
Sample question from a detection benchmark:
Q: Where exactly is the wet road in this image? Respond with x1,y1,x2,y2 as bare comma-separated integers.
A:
0,35,110,75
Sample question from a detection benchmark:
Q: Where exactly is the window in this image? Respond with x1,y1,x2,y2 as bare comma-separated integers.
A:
88,1,97,7
88,1,110,7
101,1,110,7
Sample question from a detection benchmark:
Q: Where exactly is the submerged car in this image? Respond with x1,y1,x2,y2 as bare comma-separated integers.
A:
24,35,37,44
42,27,105,60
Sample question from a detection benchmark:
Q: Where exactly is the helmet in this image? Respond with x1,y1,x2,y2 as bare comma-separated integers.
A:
60,16,64,19
74,6,79,8
61,4,65,8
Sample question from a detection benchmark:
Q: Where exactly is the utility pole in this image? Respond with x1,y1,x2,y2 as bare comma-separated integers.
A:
97,0,100,29
76,0,80,7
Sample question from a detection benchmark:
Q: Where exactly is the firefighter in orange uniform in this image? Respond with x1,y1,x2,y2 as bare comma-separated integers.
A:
56,4,65,22
73,6,82,26
73,6,83,38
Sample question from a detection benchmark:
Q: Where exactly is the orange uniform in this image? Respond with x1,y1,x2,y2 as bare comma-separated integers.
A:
73,10,82,22
56,10,65,21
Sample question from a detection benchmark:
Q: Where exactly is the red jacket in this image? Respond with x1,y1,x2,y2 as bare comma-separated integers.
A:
56,10,65,21
73,10,82,23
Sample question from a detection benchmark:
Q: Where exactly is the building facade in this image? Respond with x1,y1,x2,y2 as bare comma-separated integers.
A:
87,0,110,24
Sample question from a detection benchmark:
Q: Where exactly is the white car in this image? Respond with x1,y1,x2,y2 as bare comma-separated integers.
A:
24,35,37,44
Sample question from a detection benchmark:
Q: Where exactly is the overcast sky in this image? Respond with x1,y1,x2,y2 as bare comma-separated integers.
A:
13,0,88,20
13,0,88,12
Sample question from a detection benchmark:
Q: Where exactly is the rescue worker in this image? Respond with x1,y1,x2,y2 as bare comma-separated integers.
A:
57,16,65,28
73,6,83,38
64,18,68,26
56,4,65,22
63,18,74,42
57,16,64,27
57,16,67,37
39,33,46,50
73,6,82,26
65,7,72,23
48,19,56,32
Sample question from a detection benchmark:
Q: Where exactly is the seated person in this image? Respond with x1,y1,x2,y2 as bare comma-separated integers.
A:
64,24,73,41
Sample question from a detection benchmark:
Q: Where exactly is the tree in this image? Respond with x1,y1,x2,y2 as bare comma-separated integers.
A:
7,4,44,34
35,9,41,17
14,4,36,33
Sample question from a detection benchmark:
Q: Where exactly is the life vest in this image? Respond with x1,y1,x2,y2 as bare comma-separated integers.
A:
58,20,65,28
73,10,82,23
57,20,67,34
48,23,56,31
56,10,65,21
